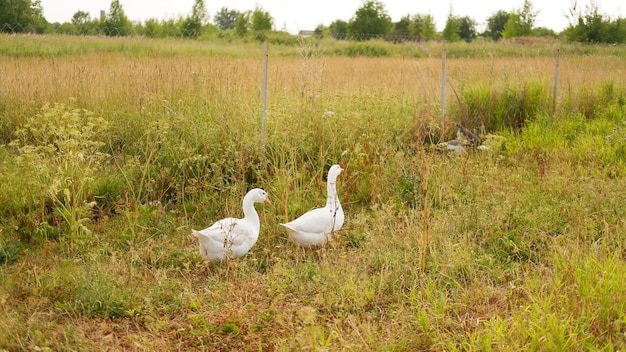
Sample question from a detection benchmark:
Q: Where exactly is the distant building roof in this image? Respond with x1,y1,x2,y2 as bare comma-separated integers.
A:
298,30,316,37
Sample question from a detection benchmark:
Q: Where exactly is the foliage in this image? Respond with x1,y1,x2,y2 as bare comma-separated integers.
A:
69,10,100,36
389,16,411,39
235,11,250,37
484,10,511,40
2,0,625,44
563,1,626,44
348,0,392,40
71,10,90,27
411,13,437,41
228,7,274,42
214,7,240,30
388,13,437,42
139,18,182,38
443,12,461,42
502,0,537,38
458,16,478,42
339,42,390,57
5,103,110,243
313,25,324,38
265,31,300,46
182,0,208,38
0,0,46,33
329,20,348,40
4,32,626,59
532,26,558,37
455,80,550,131
102,0,131,36
250,7,273,32
0,239,21,265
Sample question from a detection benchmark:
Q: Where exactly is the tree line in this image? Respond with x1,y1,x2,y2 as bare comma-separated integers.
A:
1,0,624,44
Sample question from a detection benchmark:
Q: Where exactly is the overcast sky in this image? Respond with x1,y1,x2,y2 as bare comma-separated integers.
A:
39,0,624,34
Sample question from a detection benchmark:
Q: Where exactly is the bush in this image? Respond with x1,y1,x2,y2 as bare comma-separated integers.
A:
340,43,390,57
5,103,110,242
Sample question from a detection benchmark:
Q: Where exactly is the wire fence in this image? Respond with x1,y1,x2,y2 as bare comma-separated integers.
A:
1,23,198,38
256,41,563,144
0,24,565,143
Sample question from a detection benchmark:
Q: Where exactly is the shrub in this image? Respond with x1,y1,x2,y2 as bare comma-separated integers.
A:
5,103,110,242
339,43,390,57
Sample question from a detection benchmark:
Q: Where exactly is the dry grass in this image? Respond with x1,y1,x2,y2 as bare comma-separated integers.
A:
2,48,624,137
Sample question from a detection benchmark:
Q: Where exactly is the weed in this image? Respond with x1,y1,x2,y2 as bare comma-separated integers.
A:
4,103,109,244
0,239,21,265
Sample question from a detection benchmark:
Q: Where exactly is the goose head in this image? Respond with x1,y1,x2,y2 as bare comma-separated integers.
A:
327,164,343,183
245,188,272,205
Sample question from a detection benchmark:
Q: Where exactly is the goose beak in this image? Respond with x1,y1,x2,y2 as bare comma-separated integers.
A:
264,198,272,205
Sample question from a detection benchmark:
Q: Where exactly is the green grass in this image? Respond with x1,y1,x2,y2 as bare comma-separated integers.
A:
0,35,625,351
2,33,626,58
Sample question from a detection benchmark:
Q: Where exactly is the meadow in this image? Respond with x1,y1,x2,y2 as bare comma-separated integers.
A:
0,34,625,351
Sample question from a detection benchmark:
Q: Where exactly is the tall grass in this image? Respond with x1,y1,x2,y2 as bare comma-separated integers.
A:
3,33,625,59
0,35,625,350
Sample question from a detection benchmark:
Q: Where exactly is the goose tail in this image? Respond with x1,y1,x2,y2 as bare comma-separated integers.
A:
191,229,203,238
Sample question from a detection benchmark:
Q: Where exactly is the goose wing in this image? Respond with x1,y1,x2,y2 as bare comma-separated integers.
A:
282,206,336,234
193,217,257,244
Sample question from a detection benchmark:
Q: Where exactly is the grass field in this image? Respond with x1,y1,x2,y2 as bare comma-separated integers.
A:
1,34,625,351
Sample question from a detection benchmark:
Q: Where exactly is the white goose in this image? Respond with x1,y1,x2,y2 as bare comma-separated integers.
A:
281,165,344,247
192,188,270,262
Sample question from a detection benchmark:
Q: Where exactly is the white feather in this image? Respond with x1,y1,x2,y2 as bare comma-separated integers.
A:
192,188,269,262
281,165,344,247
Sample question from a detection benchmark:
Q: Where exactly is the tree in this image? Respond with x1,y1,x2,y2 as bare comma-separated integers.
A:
234,12,250,37
250,7,273,32
484,10,511,40
314,24,325,38
329,19,348,39
214,7,239,30
459,16,477,42
389,14,437,41
411,14,436,41
162,18,184,37
390,16,411,40
71,10,93,35
182,0,208,38
532,26,557,37
142,18,163,38
502,0,537,38
442,10,461,42
564,1,626,43
518,0,538,31
102,0,131,36
348,0,392,40
71,10,90,26
0,0,47,33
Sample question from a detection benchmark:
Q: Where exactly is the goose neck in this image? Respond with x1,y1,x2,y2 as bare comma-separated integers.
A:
326,181,337,196
326,181,340,207
242,197,260,224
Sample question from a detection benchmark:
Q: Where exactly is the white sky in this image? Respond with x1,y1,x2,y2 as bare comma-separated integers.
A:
39,0,624,34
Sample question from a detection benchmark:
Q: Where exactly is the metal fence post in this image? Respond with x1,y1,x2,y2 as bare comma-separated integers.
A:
261,41,269,149
552,48,560,115
440,45,447,141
